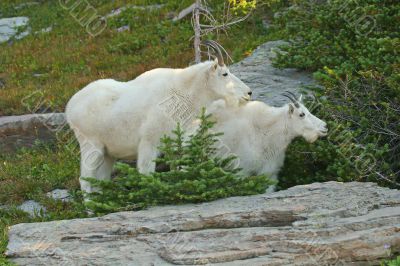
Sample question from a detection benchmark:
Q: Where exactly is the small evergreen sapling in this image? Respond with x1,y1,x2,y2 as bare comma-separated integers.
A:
85,109,272,214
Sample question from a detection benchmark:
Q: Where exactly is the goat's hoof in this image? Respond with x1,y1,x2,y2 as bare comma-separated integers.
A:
265,185,277,193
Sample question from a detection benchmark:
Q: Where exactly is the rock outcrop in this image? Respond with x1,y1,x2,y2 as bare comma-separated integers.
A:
230,40,315,106
6,182,400,265
0,113,66,152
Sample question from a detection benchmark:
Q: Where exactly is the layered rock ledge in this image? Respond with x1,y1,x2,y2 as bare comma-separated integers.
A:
6,182,400,265
0,113,65,152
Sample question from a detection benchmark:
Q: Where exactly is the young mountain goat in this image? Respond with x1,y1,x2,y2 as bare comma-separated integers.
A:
66,41,252,194
207,92,328,182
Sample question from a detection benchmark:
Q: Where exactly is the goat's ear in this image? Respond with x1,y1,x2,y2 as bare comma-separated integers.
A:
210,58,218,71
298,94,303,102
288,104,295,115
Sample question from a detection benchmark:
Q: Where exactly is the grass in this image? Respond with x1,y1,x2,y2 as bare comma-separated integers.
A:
0,140,87,265
0,0,273,263
0,0,270,116
382,256,400,266
0,141,80,205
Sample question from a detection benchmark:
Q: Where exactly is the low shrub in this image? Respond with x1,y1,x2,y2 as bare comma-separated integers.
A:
382,256,400,266
85,110,273,214
270,0,399,189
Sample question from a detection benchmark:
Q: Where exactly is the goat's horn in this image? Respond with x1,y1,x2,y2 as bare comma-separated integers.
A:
208,40,226,66
202,40,225,66
209,40,232,64
282,93,300,108
209,40,225,66
285,90,299,100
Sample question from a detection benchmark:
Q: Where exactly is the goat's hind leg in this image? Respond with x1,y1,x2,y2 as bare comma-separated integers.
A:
79,140,109,194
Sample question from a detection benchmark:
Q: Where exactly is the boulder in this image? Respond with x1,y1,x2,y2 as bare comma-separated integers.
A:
230,40,316,106
0,17,30,43
17,200,46,217
6,182,400,265
46,189,72,203
0,113,66,152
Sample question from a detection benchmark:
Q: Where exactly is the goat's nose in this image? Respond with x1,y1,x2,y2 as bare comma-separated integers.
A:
248,91,252,96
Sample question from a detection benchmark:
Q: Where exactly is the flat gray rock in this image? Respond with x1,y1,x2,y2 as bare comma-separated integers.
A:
0,17,30,43
46,189,72,202
105,4,165,19
116,25,130,32
230,40,316,106
6,182,400,265
17,200,46,217
37,26,52,34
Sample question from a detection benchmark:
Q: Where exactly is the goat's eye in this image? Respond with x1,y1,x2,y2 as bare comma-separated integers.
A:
299,113,305,118
222,73,228,77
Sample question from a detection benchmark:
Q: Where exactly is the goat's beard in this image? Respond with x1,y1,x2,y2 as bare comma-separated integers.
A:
305,133,319,143
224,95,240,107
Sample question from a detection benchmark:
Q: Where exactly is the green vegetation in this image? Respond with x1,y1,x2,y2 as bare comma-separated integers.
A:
271,0,399,189
86,111,272,215
0,142,79,204
0,0,270,116
382,256,400,266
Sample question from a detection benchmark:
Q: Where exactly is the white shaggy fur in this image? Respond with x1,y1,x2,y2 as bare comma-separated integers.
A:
206,98,328,181
65,60,251,193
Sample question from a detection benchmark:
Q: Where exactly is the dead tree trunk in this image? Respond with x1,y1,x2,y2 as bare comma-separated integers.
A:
193,0,202,63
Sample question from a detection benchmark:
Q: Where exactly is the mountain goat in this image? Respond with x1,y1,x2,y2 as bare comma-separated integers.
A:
207,92,328,182
66,41,252,193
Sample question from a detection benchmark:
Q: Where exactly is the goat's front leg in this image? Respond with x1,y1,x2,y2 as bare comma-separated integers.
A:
265,174,278,193
137,139,158,174
79,141,106,194
96,154,115,181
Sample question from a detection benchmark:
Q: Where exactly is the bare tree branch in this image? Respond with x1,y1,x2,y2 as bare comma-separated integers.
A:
376,171,400,188
189,0,254,63
173,3,196,22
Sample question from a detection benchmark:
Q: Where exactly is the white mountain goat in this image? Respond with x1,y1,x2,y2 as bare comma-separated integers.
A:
65,41,252,193
206,91,328,182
